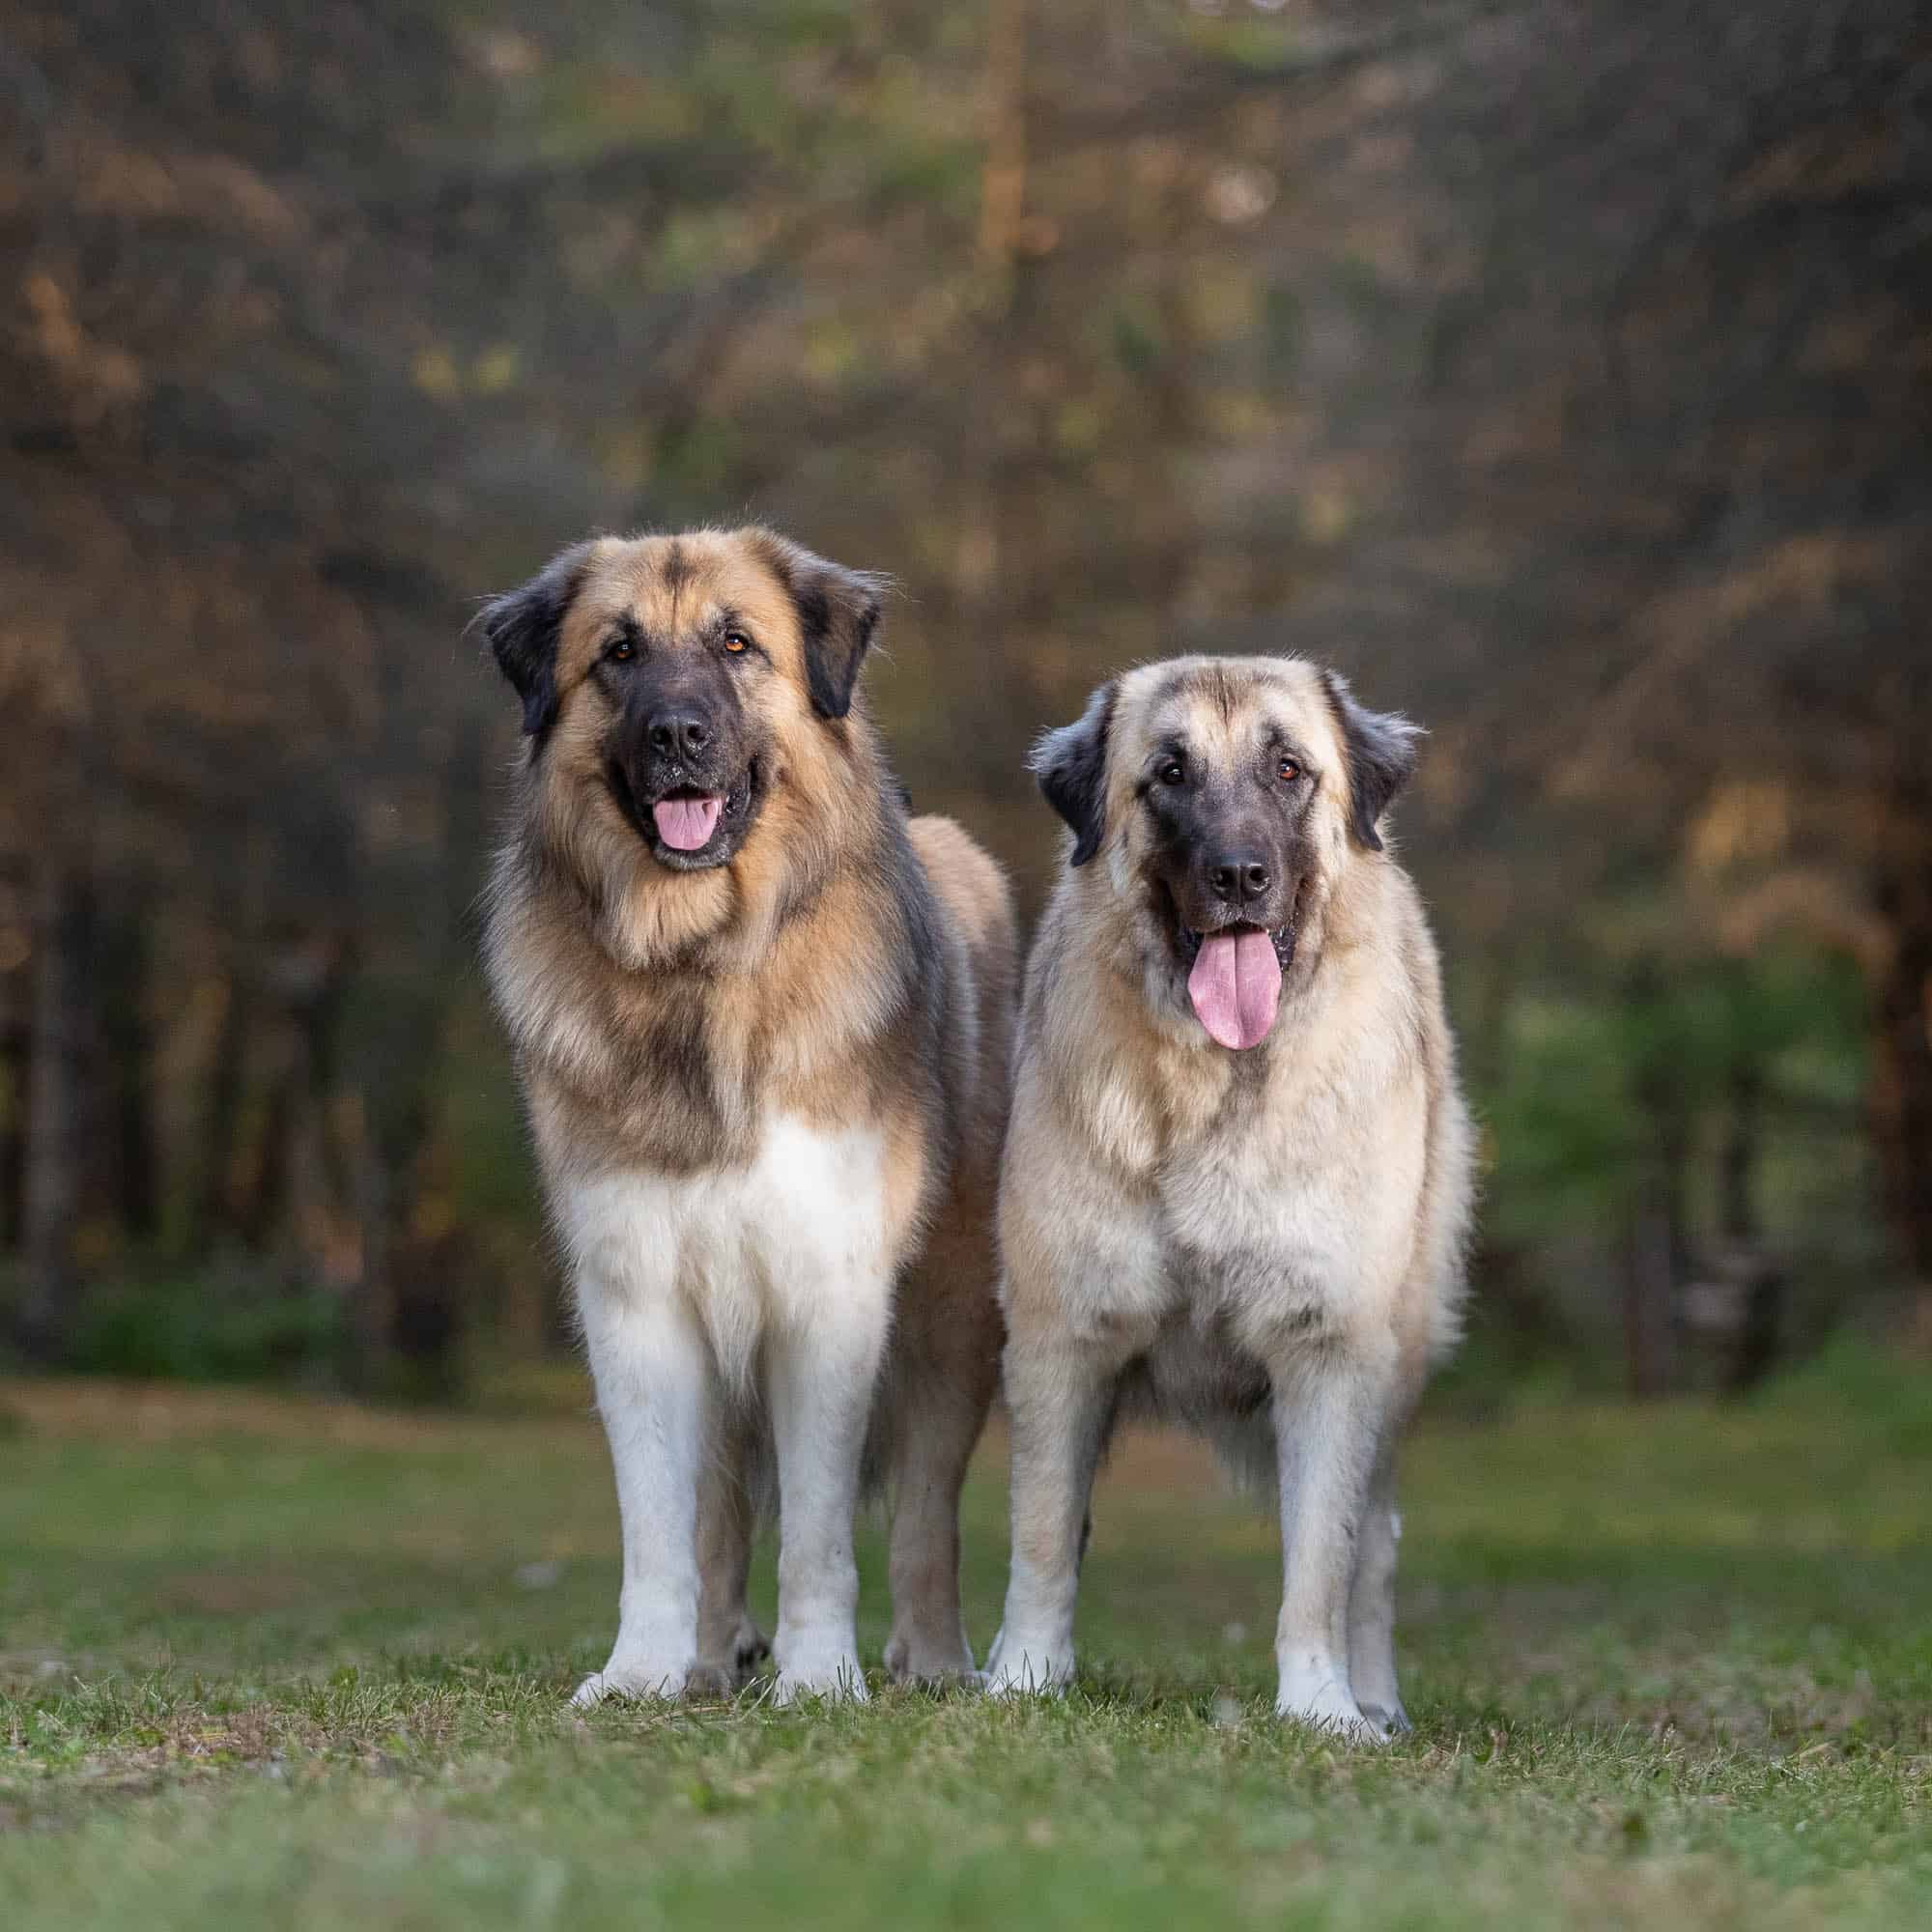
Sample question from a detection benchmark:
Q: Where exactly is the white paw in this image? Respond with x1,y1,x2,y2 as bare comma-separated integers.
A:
1274,1674,1390,1744
570,1653,695,1708
982,1639,1074,1699
771,1658,869,1707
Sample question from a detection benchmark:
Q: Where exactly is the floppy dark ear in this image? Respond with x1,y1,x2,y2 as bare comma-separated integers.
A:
763,540,886,721
476,541,595,738
1321,668,1422,852
1031,681,1116,868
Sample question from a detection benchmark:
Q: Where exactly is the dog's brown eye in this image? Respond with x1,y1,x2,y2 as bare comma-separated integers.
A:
607,637,634,664
1159,760,1185,787
723,631,751,655
1277,756,1301,782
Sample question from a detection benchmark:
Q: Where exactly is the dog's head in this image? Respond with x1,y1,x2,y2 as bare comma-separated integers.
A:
1033,657,1419,1049
481,526,885,954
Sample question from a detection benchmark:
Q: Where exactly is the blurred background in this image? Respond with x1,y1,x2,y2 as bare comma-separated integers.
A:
2,0,1926,1406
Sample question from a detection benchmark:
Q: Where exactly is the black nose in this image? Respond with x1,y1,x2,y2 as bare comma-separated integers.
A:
1207,855,1271,904
646,707,711,760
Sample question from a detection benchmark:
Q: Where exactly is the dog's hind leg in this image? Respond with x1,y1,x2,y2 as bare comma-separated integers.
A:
691,1410,770,1694
882,1207,1003,1685
883,1375,993,1684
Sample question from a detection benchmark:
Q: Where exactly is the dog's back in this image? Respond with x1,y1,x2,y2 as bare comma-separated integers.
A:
909,812,1018,1166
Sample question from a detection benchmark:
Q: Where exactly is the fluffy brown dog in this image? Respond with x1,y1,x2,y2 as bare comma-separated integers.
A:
479,528,1014,1705
985,656,1472,1740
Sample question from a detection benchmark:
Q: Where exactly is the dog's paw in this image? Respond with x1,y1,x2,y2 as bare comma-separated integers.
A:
982,1644,1074,1700
1275,1673,1390,1744
1358,1699,1411,1738
884,1631,980,1689
570,1655,695,1709
732,1618,773,1677
771,1657,869,1708
685,1617,773,1696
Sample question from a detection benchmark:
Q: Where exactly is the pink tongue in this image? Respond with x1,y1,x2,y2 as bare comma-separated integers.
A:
1186,929,1283,1050
652,794,723,851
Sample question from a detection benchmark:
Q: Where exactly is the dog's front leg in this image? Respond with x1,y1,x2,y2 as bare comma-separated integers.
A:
984,1338,1117,1696
1346,1452,1409,1735
767,1287,892,1704
573,1288,712,1707
1269,1335,1397,1742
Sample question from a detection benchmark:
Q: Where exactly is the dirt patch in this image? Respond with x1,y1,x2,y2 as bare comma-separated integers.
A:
977,1414,1226,1493
151,1569,323,1615
0,1378,597,1456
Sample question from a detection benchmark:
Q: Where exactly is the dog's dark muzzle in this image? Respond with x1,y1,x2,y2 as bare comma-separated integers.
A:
608,690,765,869
1168,849,1294,951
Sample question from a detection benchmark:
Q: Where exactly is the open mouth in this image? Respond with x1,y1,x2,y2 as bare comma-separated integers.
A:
1160,879,1302,1053
611,762,759,867
1181,922,1290,1052
1175,921,1293,977
651,787,725,852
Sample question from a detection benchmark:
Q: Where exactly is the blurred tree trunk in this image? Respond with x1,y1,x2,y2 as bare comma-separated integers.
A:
341,711,480,1396
956,0,1026,563
0,1037,23,1250
350,1056,440,1394
1870,765,1932,1340
350,1122,395,1389
1621,1206,1676,1401
949,0,1039,753
1719,1056,1785,1395
18,861,97,1362
246,933,356,1277
192,838,269,1251
192,964,251,1247
0,956,26,1252
246,1063,295,1253
1625,964,1685,1397
1719,1059,1760,1247
99,894,157,1243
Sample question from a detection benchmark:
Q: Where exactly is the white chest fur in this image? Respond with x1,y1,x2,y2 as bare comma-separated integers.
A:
555,1116,892,1388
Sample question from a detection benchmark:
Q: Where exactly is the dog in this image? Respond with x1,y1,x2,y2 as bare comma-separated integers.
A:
983,655,1472,1740
478,527,1014,1706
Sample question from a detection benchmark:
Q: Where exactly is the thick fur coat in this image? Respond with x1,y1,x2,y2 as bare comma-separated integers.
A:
480,528,1014,1704
986,655,1472,1740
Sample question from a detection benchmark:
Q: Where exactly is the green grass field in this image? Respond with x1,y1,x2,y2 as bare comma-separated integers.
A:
3,1351,1928,1930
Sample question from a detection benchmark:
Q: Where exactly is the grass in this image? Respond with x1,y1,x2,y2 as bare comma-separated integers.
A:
2,1349,1928,1929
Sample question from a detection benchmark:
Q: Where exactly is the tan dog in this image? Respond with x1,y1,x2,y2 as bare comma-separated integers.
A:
985,656,1472,1740
479,528,1014,1705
